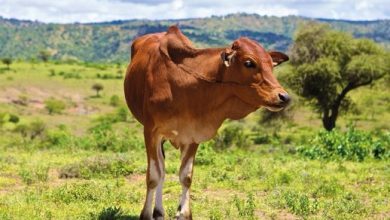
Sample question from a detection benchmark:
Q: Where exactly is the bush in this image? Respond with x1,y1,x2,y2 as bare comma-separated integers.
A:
14,119,46,140
84,121,143,152
19,165,49,185
270,190,319,217
297,126,389,161
44,98,66,114
282,191,319,217
59,155,135,179
0,112,19,125
109,95,120,107
214,123,251,150
98,207,124,220
323,193,367,219
196,141,217,165
43,126,74,148
63,72,81,79
233,193,256,219
115,107,129,122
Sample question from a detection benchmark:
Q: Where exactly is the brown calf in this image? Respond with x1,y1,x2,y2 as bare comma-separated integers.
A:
124,25,290,220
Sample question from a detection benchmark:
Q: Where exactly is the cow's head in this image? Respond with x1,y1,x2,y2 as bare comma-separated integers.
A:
221,37,290,111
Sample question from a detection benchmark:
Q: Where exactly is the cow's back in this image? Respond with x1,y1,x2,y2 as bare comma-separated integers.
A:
124,33,165,125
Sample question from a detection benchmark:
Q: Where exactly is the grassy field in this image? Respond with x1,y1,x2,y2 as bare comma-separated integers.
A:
0,62,389,219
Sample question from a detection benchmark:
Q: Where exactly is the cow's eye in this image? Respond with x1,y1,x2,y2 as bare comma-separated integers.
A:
244,60,256,68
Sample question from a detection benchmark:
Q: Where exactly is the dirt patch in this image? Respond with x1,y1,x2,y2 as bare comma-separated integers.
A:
275,211,298,220
0,86,99,115
127,174,145,183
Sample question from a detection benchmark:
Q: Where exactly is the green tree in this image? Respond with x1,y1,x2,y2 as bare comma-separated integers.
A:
1,58,12,70
287,23,389,130
92,83,104,97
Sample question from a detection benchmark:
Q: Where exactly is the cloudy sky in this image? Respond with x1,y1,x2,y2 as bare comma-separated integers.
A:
0,0,389,23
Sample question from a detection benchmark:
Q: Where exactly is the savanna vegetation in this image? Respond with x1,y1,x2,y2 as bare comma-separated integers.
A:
0,22,389,220
1,13,390,62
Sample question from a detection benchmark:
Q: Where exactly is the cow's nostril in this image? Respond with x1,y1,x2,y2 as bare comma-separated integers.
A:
278,93,290,103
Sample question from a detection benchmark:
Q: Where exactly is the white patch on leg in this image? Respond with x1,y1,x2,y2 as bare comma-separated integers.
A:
149,159,158,182
143,187,156,218
155,181,164,211
178,187,190,215
155,146,165,212
180,156,193,183
143,159,159,217
177,156,194,217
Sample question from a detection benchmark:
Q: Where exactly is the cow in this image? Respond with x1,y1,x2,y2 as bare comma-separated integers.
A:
124,25,290,220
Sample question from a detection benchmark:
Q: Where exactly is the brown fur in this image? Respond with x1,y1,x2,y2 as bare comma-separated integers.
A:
124,25,290,219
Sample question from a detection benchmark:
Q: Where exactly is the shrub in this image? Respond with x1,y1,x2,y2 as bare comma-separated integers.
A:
43,126,74,148
59,155,135,179
313,179,344,198
238,159,266,180
84,121,144,152
109,95,120,107
283,191,318,217
49,69,56,76
44,98,66,115
271,190,319,217
214,123,251,150
14,123,30,138
14,119,46,140
233,193,256,219
29,120,46,139
297,126,389,161
323,192,367,219
196,141,217,165
98,207,124,220
19,165,49,185
11,94,29,106
63,72,81,79
0,113,19,125
115,106,129,122
8,114,19,123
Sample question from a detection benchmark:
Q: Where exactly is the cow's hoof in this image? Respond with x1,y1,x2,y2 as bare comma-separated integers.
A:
153,208,164,220
139,211,151,220
175,212,192,220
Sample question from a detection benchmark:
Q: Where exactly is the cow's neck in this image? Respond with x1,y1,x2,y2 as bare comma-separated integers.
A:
178,48,257,121
180,48,225,83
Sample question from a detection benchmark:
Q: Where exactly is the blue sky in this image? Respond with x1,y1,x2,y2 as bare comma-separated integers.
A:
0,0,389,23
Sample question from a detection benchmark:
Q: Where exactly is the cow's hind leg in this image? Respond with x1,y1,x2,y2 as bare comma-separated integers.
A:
140,130,164,220
176,143,198,220
153,140,166,219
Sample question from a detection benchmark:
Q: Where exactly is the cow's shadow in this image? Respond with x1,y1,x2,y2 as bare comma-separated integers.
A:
97,206,138,220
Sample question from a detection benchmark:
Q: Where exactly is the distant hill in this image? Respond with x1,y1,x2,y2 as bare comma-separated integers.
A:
0,13,389,62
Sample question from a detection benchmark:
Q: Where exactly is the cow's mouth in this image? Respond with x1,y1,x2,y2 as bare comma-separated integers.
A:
264,103,286,112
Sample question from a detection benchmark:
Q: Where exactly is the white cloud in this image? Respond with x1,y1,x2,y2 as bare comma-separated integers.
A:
0,0,388,23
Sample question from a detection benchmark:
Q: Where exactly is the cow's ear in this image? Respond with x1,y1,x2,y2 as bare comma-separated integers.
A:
221,48,236,67
268,51,289,67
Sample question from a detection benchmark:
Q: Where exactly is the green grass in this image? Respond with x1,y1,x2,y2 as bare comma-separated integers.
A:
0,146,388,219
0,61,389,219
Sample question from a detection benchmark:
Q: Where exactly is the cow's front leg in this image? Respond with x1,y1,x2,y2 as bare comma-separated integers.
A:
140,129,164,220
176,143,198,220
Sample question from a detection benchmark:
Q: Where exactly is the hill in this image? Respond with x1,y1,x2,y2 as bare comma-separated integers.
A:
0,13,389,62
